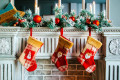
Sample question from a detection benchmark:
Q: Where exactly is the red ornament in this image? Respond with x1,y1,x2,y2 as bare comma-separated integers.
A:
55,18,60,24
93,20,99,26
33,15,42,23
70,16,75,21
86,18,91,24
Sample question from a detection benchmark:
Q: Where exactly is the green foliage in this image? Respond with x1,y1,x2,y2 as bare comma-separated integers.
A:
1,20,17,26
0,6,112,32
80,10,94,18
70,10,76,17
97,11,112,27
14,12,22,19
64,13,69,19
47,19,55,29
74,10,112,32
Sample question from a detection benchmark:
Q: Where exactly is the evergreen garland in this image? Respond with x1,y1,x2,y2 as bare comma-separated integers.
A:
0,5,112,32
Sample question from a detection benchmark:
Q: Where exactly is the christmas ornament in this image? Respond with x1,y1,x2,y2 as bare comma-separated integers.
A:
86,19,91,24
33,15,42,23
51,36,73,72
0,3,25,24
93,20,99,26
19,36,43,72
69,16,75,22
55,18,60,24
77,36,102,73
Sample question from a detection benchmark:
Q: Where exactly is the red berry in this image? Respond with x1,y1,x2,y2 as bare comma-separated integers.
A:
15,22,19,25
18,19,26,23
33,15,42,23
21,19,26,23
18,19,22,23
70,16,75,21
93,20,99,26
86,18,91,24
55,18,60,24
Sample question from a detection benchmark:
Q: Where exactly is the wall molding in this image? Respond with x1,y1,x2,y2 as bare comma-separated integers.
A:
0,27,120,33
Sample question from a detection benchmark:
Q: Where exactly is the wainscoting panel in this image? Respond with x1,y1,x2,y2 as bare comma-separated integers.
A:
0,60,15,80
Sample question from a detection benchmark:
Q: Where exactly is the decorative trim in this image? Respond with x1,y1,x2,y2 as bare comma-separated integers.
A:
0,38,11,55
0,27,120,33
102,27,120,32
0,27,20,32
109,39,120,55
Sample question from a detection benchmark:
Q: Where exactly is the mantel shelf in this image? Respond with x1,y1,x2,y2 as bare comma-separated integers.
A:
0,26,120,32
0,26,120,35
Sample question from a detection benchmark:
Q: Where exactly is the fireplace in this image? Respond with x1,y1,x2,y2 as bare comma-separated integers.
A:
0,27,119,80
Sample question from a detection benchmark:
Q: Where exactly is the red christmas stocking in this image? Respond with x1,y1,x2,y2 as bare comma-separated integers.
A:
19,36,43,72
51,36,73,72
77,36,102,73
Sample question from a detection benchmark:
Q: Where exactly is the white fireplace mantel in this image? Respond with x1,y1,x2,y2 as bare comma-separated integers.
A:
0,26,120,80
0,26,120,60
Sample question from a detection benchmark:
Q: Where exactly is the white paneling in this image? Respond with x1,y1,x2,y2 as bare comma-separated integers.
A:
106,61,120,80
8,64,11,80
63,3,69,14
96,4,100,17
0,61,14,80
0,65,1,80
4,64,7,80
1,64,3,80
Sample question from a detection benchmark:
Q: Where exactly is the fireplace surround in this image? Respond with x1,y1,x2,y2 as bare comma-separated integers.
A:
0,27,120,80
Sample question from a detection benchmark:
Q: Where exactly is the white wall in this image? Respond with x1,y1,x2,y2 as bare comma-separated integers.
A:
109,0,120,27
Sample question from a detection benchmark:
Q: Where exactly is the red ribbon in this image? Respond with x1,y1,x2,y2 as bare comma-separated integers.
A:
60,27,63,36
89,27,91,36
30,28,32,36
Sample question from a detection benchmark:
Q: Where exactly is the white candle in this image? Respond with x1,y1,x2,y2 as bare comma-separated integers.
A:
58,0,61,8
55,3,58,16
89,4,92,13
103,10,106,18
37,7,40,15
55,3,58,7
82,0,85,9
35,0,38,14
93,1,96,15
